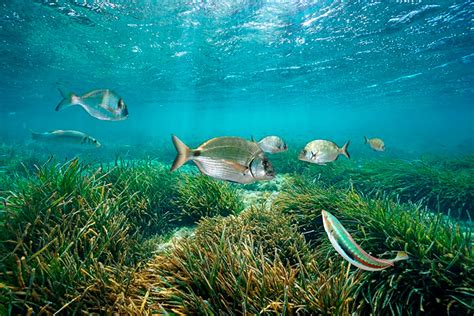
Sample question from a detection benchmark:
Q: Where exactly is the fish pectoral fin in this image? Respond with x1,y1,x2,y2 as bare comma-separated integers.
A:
194,162,205,175
222,160,249,174
101,89,110,107
100,102,116,113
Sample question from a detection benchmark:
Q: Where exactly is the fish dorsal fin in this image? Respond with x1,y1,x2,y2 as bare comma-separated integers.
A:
222,160,248,174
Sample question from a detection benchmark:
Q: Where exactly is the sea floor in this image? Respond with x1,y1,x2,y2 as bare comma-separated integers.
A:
0,146,472,314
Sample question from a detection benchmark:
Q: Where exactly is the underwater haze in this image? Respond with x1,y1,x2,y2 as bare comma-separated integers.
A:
0,0,473,154
1,1,473,315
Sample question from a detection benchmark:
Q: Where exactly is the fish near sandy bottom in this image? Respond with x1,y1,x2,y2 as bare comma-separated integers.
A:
170,135,275,184
365,136,385,151
257,136,288,154
31,130,101,148
56,89,128,121
299,140,350,165
321,210,408,271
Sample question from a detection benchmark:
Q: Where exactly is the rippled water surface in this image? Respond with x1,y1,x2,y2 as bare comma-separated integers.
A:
0,4,473,314
0,0,473,152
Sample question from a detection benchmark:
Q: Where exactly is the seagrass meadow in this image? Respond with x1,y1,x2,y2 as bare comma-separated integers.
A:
0,145,472,315
2,1,474,314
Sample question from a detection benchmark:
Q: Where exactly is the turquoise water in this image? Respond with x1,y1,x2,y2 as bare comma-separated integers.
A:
1,0,472,157
0,2,473,314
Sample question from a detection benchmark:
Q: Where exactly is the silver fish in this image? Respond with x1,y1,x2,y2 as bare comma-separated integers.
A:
56,89,128,121
31,130,101,148
299,140,350,165
257,136,288,154
170,135,275,184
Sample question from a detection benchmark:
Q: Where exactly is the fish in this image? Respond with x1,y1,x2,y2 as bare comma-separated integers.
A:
321,210,408,271
170,135,275,184
299,140,350,165
31,130,101,148
364,136,385,151
257,136,288,153
55,89,128,121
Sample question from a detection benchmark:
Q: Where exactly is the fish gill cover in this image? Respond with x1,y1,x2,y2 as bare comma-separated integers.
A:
0,0,473,315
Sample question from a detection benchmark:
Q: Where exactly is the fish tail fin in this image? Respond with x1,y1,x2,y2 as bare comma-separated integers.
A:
364,136,369,144
30,129,41,140
341,141,350,159
55,88,78,111
171,135,193,172
391,251,409,262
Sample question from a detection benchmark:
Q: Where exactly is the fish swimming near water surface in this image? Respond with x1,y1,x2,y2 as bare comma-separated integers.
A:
364,136,385,151
321,210,408,271
31,130,101,148
56,89,128,121
170,135,275,184
299,140,350,165
257,136,288,153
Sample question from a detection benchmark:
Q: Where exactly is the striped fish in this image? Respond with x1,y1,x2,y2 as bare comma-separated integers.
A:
170,135,275,184
321,210,408,271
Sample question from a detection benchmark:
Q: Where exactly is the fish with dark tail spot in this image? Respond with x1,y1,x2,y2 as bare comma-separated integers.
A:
171,135,275,184
56,89,128,121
